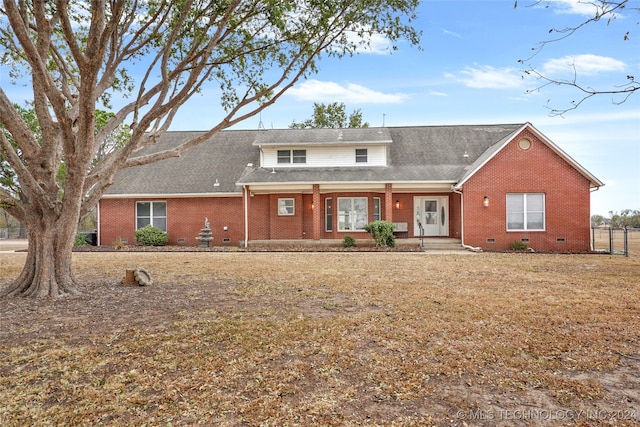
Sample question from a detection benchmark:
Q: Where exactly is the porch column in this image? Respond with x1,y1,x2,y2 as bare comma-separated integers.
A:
312,184,321,240
384,183,393,222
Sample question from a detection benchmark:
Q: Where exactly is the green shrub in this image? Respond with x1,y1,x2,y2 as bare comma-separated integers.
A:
135,225,169,246
342,235,356,248
509,240,529,251
73,234,88,247
364,220,396,248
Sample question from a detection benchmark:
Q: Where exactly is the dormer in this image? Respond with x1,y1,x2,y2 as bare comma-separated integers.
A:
254,128,392,168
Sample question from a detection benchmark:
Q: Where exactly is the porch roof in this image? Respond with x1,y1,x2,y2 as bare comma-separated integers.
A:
237,165,464,186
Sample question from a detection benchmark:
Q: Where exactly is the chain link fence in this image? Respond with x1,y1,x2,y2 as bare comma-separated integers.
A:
0,226,27,239
592,227,639,257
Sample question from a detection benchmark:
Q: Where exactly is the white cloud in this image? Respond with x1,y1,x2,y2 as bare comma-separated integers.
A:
445,65,525,89
551,0,601,16
542,54,626,76
344,31,392,54
428,90,449,97
286,79,409,104
441,28,462,39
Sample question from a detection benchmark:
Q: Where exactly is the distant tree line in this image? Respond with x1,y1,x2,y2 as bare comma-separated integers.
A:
591,210,640,228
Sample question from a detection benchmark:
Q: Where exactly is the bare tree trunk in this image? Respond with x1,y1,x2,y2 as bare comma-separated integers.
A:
1,211,80,298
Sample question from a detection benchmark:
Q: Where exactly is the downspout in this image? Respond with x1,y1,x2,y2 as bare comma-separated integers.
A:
243,185,249,248
452,186,482,252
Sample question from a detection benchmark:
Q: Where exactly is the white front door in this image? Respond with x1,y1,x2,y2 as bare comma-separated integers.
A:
414,197,448,236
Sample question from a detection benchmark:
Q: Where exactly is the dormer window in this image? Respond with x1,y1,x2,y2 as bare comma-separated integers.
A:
278,149,306,164
355,148,368,163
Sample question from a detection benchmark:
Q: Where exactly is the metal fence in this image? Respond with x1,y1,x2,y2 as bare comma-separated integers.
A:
592,227,639,257
0,227,26,239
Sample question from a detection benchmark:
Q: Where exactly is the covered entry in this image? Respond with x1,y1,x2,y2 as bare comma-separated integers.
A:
414,196,449,236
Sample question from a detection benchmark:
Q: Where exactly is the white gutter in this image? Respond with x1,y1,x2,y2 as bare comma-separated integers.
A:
243,185,249,248
100,192,241,199
452,186,482,252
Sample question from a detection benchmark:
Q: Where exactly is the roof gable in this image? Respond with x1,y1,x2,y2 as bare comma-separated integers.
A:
454,122,604,189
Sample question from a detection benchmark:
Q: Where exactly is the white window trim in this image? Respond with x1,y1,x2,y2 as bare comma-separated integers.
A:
373,197,381,221
136,201,167,232
506,193,545,232
277,150,291,164
278,198,295,216
292,149,306,164
337,197,368,232
277,149,306,164
355,148,368,163
325,198,333,232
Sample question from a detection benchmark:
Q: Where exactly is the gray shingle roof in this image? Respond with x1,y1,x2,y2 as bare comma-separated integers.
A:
253,127,392,146
104,124,524,195
105,130,260,195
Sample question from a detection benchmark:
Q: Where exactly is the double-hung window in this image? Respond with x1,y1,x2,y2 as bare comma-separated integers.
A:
506,193,545,231
277,149,306,164
136,201,167,231
278,198,295,216
355,148,368,163
337,197,368,231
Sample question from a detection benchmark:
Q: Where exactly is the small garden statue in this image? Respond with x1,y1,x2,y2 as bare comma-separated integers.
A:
204,217,210,229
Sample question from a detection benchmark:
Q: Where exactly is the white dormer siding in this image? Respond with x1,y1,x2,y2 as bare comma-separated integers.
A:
262,145,387,168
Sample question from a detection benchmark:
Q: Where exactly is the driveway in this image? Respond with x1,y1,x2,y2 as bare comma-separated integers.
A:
0,239,28,252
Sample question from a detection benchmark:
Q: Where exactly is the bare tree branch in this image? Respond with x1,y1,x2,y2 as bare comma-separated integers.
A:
517,0,638,115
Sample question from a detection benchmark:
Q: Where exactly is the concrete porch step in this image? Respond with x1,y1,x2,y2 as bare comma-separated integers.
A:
419,238,463,250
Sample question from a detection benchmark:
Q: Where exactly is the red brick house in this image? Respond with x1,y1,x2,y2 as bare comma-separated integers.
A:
98,123,603,251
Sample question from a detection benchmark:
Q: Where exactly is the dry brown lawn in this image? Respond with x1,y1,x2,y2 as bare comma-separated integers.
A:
1,250,639,426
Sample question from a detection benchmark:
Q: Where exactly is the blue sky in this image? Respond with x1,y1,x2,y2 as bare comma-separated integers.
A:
1,1,638,216
171,0,639,216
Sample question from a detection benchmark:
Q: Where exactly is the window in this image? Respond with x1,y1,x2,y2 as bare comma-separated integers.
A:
292,149,306,164
373,197,381,221
355,148,368,163
325,198,333,232
506,193,545,231
277,150,290,164
277,149,306,164
338,197,368,231
136,201,167,231
278,198,295,216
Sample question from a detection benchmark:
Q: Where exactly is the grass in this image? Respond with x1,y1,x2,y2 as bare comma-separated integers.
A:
0,251,639,426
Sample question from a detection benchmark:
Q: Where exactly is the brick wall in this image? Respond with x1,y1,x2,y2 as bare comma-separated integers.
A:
450,191,462,239
99,196,244,246
463,130,592,251
99,198,136,245
247,194,270,241
100,191,465,245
